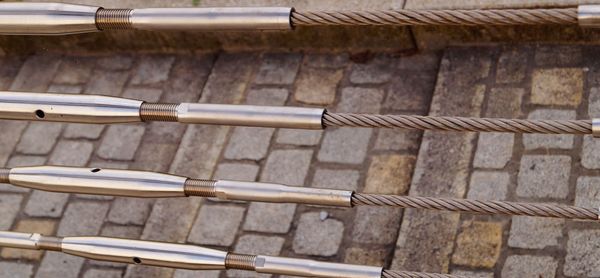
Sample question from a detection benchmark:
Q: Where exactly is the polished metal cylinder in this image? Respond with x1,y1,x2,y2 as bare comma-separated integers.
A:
9,166,187,198
0,2,100,35
0,231,41,250
0,91,142,123
177,103,325,129
593,118,600,137
579,5,600,27
130,7,292,31
214,180,352,207
255,255,382,278
61,236,227,270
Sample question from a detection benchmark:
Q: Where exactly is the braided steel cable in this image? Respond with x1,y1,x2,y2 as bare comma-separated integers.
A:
323,112,592,134
382,270,465,278
352,193,598,221
291,8,578,26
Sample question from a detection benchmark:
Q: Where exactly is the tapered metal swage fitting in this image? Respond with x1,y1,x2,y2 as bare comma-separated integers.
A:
0,231,465,278
0,91,599,135
2,165,598,221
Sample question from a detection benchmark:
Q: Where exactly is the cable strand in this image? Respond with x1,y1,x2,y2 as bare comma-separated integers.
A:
382,269,467,278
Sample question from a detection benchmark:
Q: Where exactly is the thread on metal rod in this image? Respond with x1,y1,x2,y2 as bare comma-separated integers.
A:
0,169,8,183
37,236,62,251
382,269,466,278
225,253,257,270
352,193,598,221
96,8,134,30
139,103,179,122
184,179,217,197
291,8,578,26
323,112,592,134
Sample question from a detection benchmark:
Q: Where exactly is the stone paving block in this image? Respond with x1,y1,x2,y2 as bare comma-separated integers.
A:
452,221,502,268
188,205,245,246
254,53,301,85
122,87,163,102
53,57,95,84
243,203,297,234
312,168,360,191
141,198,203,242
337,87,384,113
228,235,285,278
508,216,563,249
36,252,84,278
318,128,372,164
97,125,145,160
47,84,82,94
16,123,63,155
581,135,600,169
214,163,260,181
294,67,343,105
199,53,256,105
534,45,582,67
108,197,154,225
516,155,571,198
83,269,122,278
374,129,421,151
0,262,34,278
364,154,415,195
1,219,56,260
385,71,436,111
564,229,600,277
496,49,528,84
224,127,275,160
467,171,509,200
125,265,172,278
246,88,288,106
260,149,313,185
57,201,109,236
97,55,133,70
170,124,227,177
0,194,22,229
343,247,387,266
349,55,394,84
502,255,557,278
85,70,129,96
303,53,348,68
450,270,493,278
0,121,27,167
24,191,68,218
174,270,220,278
0,155,46,193
49,140,93,166
130,55,175,85
589,87,600,117
292,212,344,256
163,55,214,103
531,68,583,106
276,129,323,146
473,133,514,169
485,87,524,118
397,53,440,71
131,142,179,172
352,206,402,245
10,54,61,91
575,176,600,208
63,124,104,140
523,109,575,150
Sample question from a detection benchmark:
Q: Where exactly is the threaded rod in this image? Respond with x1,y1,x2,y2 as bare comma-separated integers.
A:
225,253,257,270
0,169,9,183
96,8,133,30
184,179,217,197
382,269,466,278
139,103,179,122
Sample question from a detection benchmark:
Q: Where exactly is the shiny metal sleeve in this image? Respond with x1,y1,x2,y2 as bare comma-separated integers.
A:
0,231,40,250
61,236,227,270
177,103,325,129
579,5,600,26
214,180,352,207
9,166,187,198
130,7,292,31
0,91,142,123
0,2,100,35
255,255,382,278
593,119,600,137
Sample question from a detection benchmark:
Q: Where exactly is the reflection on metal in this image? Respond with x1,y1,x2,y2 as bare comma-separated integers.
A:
592,118,600,137
0,3,99,35
579,5,600,27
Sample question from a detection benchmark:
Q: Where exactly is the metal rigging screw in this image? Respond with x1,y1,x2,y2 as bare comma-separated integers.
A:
0,231,466,278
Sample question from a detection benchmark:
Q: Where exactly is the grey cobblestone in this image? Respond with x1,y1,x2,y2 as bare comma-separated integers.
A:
63,124,104,140
293,212,344,256
374,129,421,151
16,123,63,155
451,270,493,278
246,88,288,106
508,216,564,249
318,128,372,164
534,45,581,67
85,70,129,96
122,87,163,102
174,270,220,278
502,255,558,278
53,57,94,84
589,87,600,117
473,133,514,169
214,163,259,181
352,207,402,245
108,197,153,225
83,269,122,278
564,229,600,277
97,125,145,160
57,201,109,236
0,121,26,167
581,135,600,169
48,140,93,166
349,55,393,84
294,67,343,105
495,49,528,84
24,191,68,218
36,253,84,278
0,262,34,278
97,55,133,70
337,87,384,113
10,55,61,91
485,87,524,118
130,55,175,85
517,155,571,198
254,53,301,85
467,171,509,200
243,203,296,234
385,71,436,111
276,129,323,146
188,204,245,246
523,109,575,150
303,53,348,68
47,84,82,94
343,247,387,266
0,194,22,229
224,127,274,161
260,149,313,185
312,169,360,191
575,176,600,208
397,53,439,71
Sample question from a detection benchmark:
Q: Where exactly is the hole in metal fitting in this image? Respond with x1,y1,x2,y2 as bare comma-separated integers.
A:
35,110,45,119
133,257,142,264
91,168,101,173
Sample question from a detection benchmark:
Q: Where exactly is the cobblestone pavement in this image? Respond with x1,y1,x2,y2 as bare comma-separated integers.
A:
0,45,596,278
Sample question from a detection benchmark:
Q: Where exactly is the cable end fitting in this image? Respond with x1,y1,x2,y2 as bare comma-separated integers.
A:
579,5,600,27
593,118,600,138
0,168,9,183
